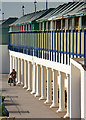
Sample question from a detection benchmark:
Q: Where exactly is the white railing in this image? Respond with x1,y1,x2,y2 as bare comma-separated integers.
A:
9,50,71,118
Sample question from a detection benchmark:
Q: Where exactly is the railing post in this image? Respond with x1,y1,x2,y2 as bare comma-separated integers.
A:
39,65,46,100
50,69,58,108
10,55,12,73
21,59,24,85
31,62,36,94
35,64,41,97
17,58,21,84
27,61,31,91
64,74,70,118
44,67,52,104
15,57,18,82
84,29,86,68
57,71,66,112
23,60,27,88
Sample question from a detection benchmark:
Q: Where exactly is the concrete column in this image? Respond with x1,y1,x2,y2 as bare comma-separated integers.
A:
15,57,18,82
39,65,46,100
50,69,58,108
79,16,82,30
35,64,41,97
21,59,24,85
50,21,53,30
65,19,68,31
23,60,27,88
72,18,75,30
13,56,15,69
17,58,21,84
44,68,52,104
31,62,36,94
57,72,66,112
64,74,70,118
42,22,44,31
46,21,48,30
61,19,63,30
27,61,31,91
10,55,12,73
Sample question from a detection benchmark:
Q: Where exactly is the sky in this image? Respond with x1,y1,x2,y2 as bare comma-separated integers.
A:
1,0,73,19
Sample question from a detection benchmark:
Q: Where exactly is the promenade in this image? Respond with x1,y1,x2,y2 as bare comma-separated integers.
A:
2,74,60,118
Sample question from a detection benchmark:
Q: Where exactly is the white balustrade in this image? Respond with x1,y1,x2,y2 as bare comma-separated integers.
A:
10,55,12,73
44,68,52,104
50,69,58,108
31,62,36,94
57,72,66,112
17,58,21,84
39,65,46,100
27,61,31,91
64,74,70,118
23,60,27,88
35,64,41,97
21,59,24,85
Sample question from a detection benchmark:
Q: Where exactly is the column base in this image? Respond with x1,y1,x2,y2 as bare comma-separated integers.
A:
50,103,58,108
21,82,24,85
34,93,40,97
57,108,66,113
17,82,21,84
27,88,31,91
44,100,52,104
64,113,70,118
30,91,36,94
23,86,27,89
39,96,46,100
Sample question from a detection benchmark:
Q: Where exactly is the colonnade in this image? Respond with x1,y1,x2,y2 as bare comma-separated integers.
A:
10,55,70,118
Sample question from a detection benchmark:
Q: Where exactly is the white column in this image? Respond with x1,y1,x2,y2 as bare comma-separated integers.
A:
44,68,52,104
57,72,66,112
27,61,31,91
79,16,82,30
72,18,75,30
39,65,46,100
35,64,41,97
31,62,36,94
64,74,70,118
23,60,27,88
50,21,53,30
50,69,58,108
17,58,21,84
15,57,17,82
21,59,24,85
13,56,15,69
10,55,12,73
42,22,44,31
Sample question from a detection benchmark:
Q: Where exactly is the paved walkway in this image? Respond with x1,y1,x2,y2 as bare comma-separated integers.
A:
2,74,60,118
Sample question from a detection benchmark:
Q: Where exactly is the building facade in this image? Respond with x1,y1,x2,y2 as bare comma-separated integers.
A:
8,2,86,119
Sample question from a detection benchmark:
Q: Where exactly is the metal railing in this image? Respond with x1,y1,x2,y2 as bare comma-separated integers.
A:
8,30,86,66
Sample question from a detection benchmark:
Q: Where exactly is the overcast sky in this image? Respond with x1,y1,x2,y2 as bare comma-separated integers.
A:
1,0,73,19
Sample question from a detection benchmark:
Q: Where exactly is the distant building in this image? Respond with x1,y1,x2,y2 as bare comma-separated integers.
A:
0,17,18,73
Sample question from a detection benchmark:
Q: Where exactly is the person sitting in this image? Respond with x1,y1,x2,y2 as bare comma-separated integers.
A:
10,69,17,86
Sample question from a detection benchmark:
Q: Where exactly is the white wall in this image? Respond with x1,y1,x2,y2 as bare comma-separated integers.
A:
0,45,10,74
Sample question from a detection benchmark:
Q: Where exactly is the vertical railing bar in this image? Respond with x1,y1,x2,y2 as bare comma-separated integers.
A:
60,30,61,63
52,31,53,61
57,30,58,62
69,30,71,65
63,30,64,64
80,29,81,57
66,30,68,65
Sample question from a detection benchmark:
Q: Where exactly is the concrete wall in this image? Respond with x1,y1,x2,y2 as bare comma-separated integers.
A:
0,45,10,74
70,58,86,119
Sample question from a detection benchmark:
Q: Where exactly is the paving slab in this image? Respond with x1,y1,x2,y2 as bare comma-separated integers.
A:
2,74,60,118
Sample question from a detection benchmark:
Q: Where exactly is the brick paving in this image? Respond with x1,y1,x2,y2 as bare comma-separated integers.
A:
2,74,60,118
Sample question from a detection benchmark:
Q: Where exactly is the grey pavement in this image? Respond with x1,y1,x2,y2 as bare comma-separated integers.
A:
2,74,60,118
